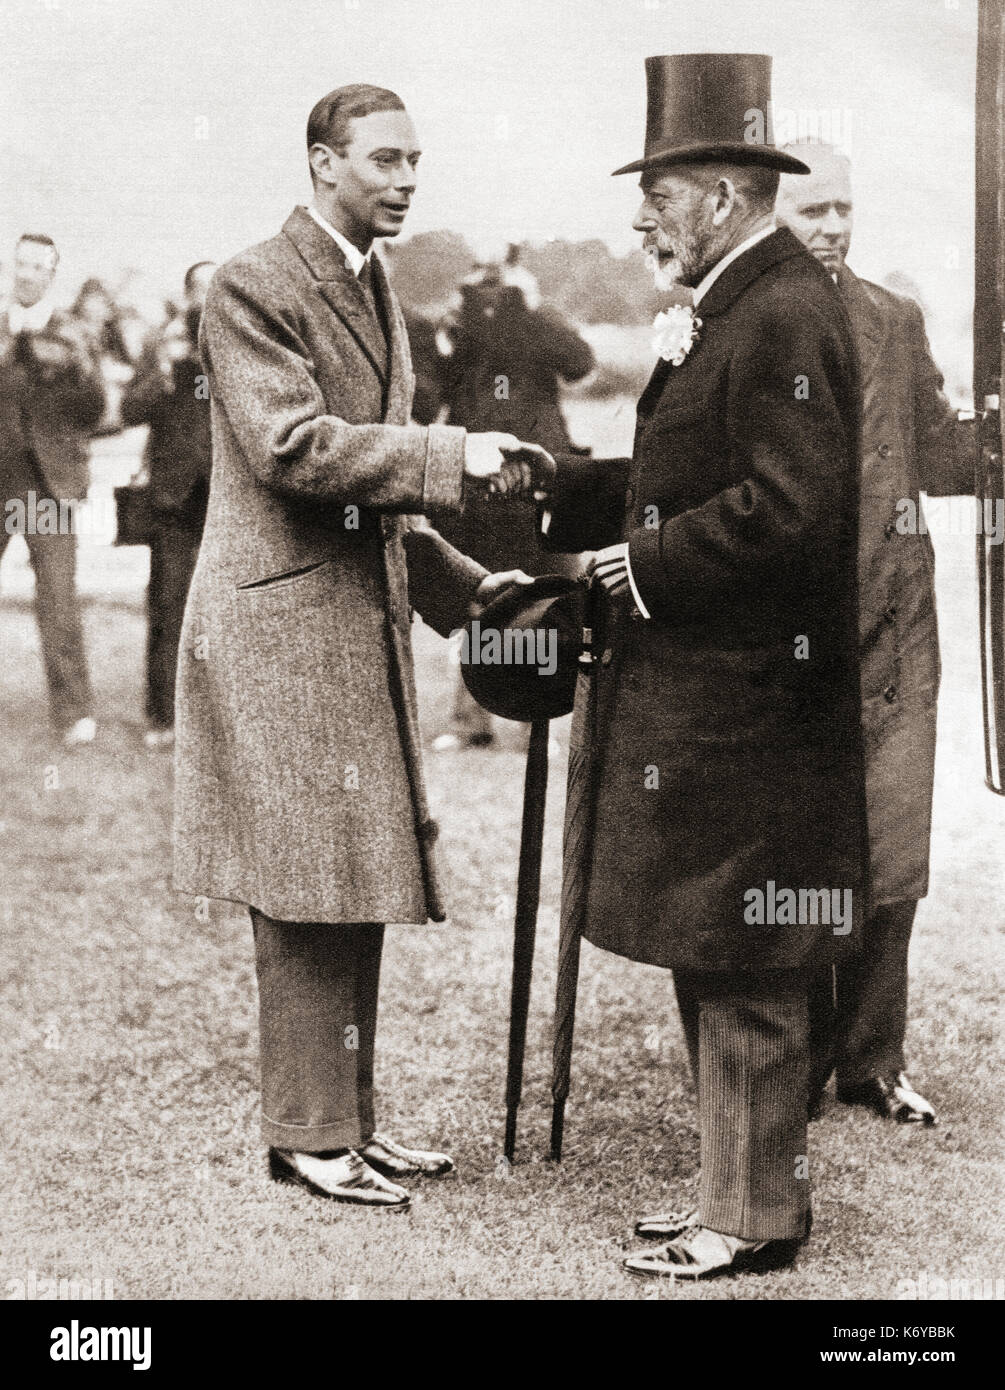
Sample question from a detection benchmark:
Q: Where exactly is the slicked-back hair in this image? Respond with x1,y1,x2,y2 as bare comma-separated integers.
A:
17,232,59,267
307,83,406,163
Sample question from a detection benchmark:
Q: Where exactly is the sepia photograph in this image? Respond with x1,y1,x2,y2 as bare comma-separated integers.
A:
1,0,1002,1350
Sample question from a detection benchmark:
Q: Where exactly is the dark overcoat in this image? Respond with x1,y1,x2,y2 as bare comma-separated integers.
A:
546,228,868,972
837,268,972,908
173,207,485,924
121,325,212,521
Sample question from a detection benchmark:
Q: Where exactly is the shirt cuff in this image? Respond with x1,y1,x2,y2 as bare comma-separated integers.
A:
624,547,651,620
540,509,552,535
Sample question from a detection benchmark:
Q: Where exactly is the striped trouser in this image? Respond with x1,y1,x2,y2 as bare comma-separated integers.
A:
673,969,811,1242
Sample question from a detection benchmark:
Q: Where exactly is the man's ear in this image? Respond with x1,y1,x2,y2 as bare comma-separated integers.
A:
308,142,340,187
711,177,736,227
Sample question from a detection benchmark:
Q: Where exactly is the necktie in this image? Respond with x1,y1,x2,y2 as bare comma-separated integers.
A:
357,257,378,319
358,257,390,373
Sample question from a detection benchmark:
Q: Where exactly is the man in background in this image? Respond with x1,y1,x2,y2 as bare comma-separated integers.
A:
0,233,105,747
777,140,973,1125
122,260,216,748
433,253,594,749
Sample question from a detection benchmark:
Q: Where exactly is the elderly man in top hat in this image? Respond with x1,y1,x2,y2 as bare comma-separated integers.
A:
776,140,973,1127
538,54,868,1278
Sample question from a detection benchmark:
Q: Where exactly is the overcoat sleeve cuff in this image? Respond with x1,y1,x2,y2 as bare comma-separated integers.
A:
422,424,467,514
627,525,664,620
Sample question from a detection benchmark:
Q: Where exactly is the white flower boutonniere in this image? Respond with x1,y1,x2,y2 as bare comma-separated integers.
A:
652,304,702,366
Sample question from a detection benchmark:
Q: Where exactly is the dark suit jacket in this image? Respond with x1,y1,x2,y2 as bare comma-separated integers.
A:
546,227,868,971
174,207,485,925
838,267,972,906
0,309,105,500
437,288,595,573
121,327,212,520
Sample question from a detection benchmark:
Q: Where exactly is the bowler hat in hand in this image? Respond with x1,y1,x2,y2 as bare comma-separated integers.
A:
460,574,587,723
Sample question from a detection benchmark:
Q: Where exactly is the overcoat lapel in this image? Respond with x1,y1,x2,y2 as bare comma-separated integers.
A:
836,265,884,377
371,253,411,423
282,206,389,386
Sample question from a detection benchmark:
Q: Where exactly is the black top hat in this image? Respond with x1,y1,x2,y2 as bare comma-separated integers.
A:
613,53,809,177
460,575,587,723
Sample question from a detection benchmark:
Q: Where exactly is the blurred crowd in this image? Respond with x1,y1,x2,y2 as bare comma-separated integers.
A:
0,235,216,749
0,233,594,752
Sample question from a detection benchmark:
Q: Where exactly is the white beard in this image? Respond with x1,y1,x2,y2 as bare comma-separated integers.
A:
646,246,683,293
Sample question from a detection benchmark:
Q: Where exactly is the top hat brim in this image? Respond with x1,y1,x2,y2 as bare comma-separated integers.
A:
612,141,810,177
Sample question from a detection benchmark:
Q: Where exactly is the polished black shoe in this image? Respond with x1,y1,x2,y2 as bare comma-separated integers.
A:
624,1226,802,1280
358,1132,454,1179
836,1072,937,1125
268,1147,411,1207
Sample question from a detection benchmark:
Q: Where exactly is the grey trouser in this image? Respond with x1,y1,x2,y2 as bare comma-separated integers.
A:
809,899,917,1089
1,516,92,729
673,968,811,1242
250,909,384,1152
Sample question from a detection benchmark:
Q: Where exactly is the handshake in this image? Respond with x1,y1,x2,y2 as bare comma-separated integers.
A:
463,431,556,501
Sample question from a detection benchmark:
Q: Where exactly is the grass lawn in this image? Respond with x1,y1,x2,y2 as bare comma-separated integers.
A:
1,477,1003,1298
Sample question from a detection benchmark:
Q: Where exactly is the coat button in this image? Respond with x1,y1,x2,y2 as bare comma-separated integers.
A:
601,648,613,665
884,521,896,538
883,683,897,703
878,443,891,458
883,604,897,623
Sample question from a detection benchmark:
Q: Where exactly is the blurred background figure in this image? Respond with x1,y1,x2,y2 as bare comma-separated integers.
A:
121,260,215,748
777,140,974,1126
430,249,595,750
70,277,136,435
0,232,105,747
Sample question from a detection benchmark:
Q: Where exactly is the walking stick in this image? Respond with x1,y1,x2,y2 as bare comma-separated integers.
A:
502,718,550,1161
550,585,598,1160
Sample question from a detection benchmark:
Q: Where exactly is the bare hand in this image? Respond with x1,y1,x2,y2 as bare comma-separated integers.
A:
474,568,535,609
463,433,555,498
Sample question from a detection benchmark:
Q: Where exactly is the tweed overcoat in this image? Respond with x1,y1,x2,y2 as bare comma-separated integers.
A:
837,267,972,907
546,228,869,972
173,207,485,924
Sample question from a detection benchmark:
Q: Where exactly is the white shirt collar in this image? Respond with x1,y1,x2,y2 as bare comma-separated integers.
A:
8,296,54,333
691,223,776,308
307,204,371,276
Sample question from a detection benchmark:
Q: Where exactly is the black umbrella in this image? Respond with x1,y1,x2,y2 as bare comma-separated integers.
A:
502,719,551,1160
550,584,600,1160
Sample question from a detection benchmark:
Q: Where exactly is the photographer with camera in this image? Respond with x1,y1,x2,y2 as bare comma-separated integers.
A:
432,252,594,750
121,261,216,748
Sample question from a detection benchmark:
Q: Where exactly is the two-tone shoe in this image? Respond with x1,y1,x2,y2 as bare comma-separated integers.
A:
268,1147,410,1207
358,1132,455,1179
624,1225,801,1280
633,1206,699,1241
836,1072,937,1125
